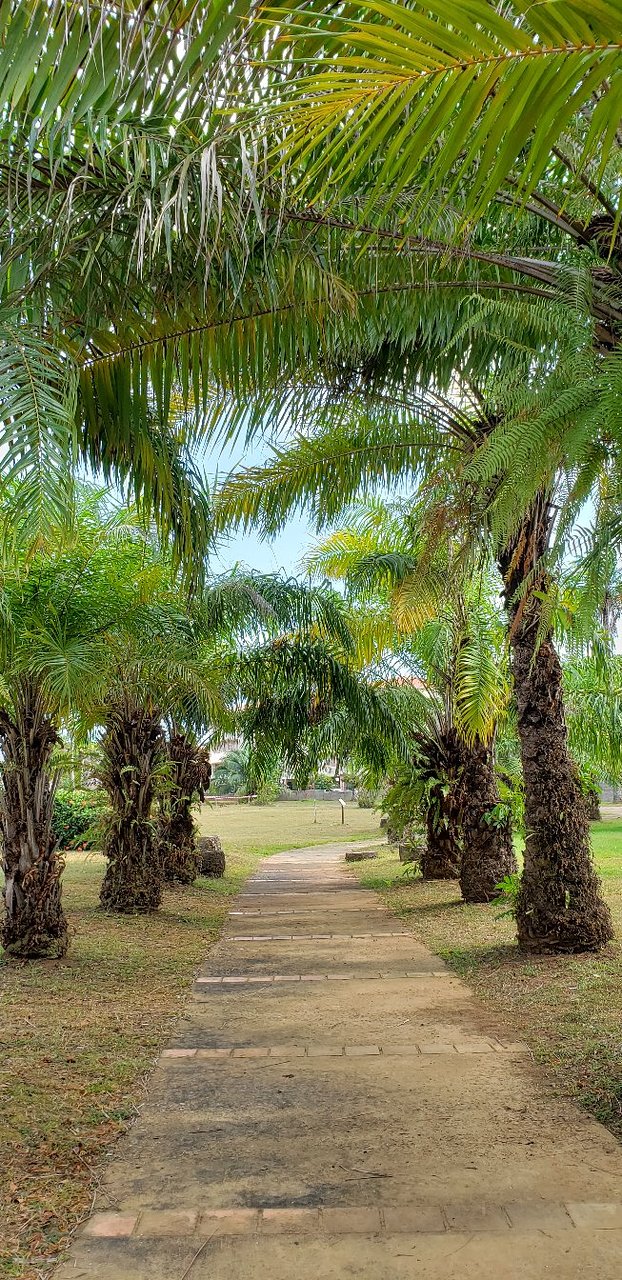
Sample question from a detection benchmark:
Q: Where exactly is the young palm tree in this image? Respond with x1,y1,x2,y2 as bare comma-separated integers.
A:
97,566,357,911
235,634,405,790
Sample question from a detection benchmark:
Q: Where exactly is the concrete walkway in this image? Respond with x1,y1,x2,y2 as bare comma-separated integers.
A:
57,844,622,1278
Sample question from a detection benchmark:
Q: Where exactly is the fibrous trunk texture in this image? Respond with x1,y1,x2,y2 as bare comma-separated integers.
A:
416,726,463,880
99,695,165,913
422,789,461,879
458,739,516,903
0,679,67,958
160,733,212,885
500,494,613,953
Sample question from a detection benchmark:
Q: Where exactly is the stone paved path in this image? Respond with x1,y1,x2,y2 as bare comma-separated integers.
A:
56,843,622,1278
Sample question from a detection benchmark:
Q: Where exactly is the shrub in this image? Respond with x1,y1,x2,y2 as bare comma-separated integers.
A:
52,788,108,850
254,780,282,805
314,774,335,791
357,787,380,809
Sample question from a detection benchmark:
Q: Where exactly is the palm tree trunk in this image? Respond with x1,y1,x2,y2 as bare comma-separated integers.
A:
0,679,67,958
99,695,165,913
499,494,613,952
160,733,211,885
418,727,462,880
422,784,461,878
458,738,516,903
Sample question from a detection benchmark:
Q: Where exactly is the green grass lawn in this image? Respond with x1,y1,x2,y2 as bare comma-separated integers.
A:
0,800,380,1279
196,796,381,852
354,815,622,1143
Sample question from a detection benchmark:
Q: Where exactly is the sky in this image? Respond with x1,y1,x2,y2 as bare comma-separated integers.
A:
202,434,316,578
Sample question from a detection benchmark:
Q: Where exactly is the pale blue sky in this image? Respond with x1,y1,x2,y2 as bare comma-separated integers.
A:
203,435,316,577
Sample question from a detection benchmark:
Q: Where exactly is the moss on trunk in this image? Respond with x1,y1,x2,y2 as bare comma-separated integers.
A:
159,732,211,885
416,726,463,881
422,789,461,879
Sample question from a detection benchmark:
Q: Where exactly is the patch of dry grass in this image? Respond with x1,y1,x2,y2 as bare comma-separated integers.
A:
355,815,622,1143
0,801,381,1279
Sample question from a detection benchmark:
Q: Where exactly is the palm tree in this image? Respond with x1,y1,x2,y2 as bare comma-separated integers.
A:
0,492,152,957
308,502,515,900
97,566,358,910
159,728,213,884
236,634,405,789
213,347,615,949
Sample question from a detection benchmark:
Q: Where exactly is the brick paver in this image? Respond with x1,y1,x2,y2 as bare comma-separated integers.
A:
77,1201,622,1240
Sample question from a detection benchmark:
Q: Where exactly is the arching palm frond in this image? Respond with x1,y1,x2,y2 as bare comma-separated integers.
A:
0,322,78,542
235,635,407,783
453,600,510,746
256,0,622,232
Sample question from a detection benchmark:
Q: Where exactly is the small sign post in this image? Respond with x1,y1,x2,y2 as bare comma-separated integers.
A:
338,797,346,826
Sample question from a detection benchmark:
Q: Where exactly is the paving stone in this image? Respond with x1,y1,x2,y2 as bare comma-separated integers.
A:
566,1202,622,1229
443,1203,510,1232
135,1210,198,1237
382,1044,422,1056
505,1202,573,1231
198,1209,259,1236
419,1043,457,1054
83,1213,138,1238
344,1044,381,1056
321,1208,382,1234
383,1205,446,1233
307,1044,343,1057
231,1047,269,1058
453,1040,497,1053
261,1208,319,1233
162,1049,196,1058
267,1046,306,1059
195,1049,232,1059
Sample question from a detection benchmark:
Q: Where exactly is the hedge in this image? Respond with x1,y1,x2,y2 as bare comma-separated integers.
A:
52,788,108,850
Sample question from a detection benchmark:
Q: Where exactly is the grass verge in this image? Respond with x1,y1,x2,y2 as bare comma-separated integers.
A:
353,817,622,1143
1,801,380,1279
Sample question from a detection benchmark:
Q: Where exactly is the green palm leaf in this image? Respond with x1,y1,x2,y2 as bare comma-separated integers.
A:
0,322,77,539
252,1,622,235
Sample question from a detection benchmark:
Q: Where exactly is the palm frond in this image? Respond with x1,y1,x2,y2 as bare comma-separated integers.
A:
257,0,622,233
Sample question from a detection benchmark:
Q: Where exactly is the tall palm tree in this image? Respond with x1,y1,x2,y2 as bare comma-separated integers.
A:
213,349,614,950
308,502,515,900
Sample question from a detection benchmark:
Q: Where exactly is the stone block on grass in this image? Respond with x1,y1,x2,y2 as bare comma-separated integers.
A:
345,847,378,862
197,835,225,878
